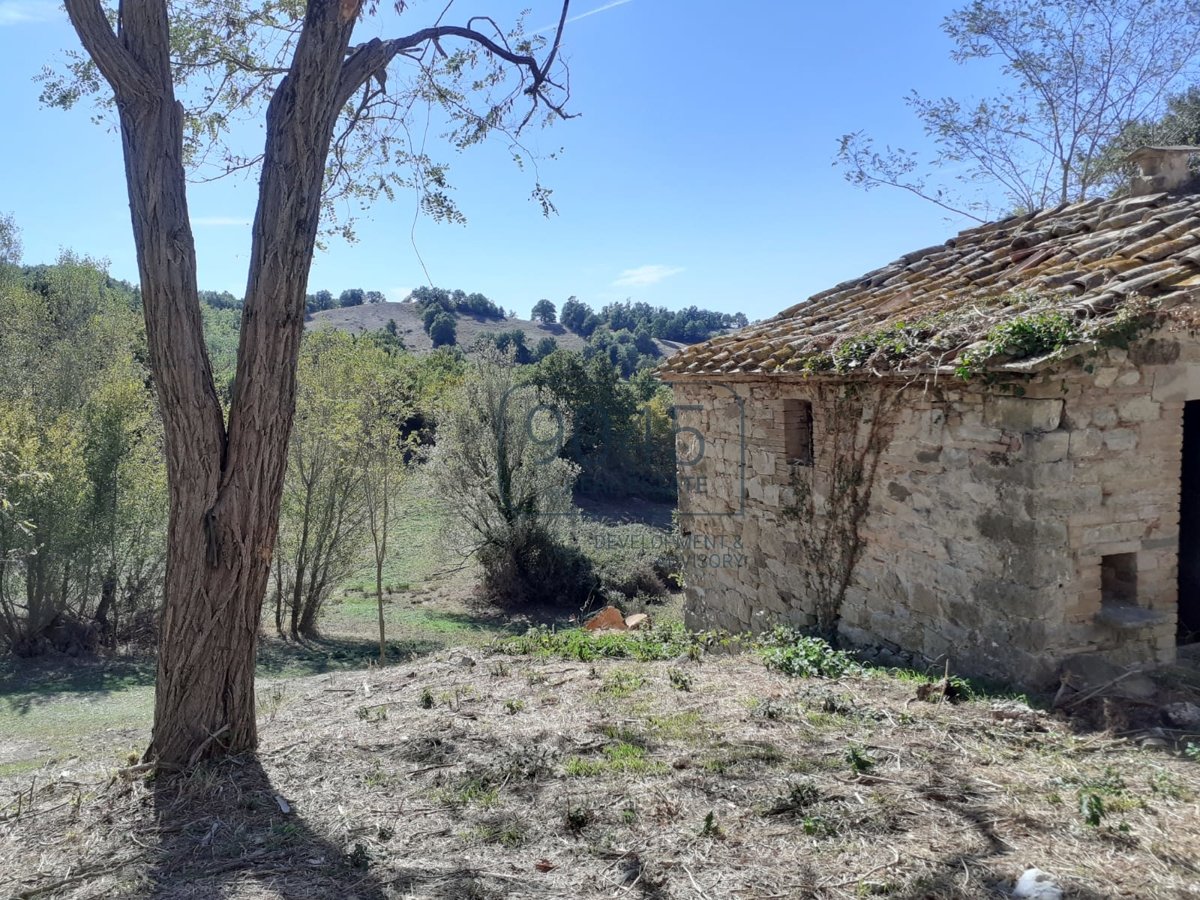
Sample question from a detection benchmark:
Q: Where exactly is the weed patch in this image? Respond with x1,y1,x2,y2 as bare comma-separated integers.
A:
758,629,859,679
597,669,646,698
494,622,700,662
565,741,666,777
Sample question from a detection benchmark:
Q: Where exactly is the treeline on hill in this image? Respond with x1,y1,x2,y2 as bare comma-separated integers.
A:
409,284,505,347
208,283,746,378
1,255,684,657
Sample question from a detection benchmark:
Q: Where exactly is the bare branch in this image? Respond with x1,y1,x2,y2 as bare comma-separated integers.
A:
335,2,573,122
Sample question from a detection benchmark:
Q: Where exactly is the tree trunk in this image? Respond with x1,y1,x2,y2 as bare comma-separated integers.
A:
63,0,567,769
376,557,385,663
93,567,116,642
65,0,360,768
274,552,284,637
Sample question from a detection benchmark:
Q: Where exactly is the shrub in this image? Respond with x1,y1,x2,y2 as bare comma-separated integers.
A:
757,627,860,678
477,525,599,608
429,348,594,607
582,522,677,600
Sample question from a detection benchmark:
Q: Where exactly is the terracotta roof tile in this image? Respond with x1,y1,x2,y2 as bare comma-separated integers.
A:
662,190,1200,379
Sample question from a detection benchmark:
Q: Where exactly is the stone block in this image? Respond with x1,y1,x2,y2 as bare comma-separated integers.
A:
1151,366,1189,402
1116,395,1161,423
1102,428,1139,452
983,396,1064,433
1025,430,1071,462
1116,370,1141,386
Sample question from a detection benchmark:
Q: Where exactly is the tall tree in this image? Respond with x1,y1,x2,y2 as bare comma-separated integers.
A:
0,213,21,268
52,0,571,768
836,0,1200,220
360,360,410,664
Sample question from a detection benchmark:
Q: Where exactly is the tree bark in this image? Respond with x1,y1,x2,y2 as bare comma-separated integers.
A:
62,0,569,769
66,0,359,768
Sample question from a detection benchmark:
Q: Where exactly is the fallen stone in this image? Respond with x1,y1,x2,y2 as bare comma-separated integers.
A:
1012,867,1062,899
585,606,627,631
624,613,650,630
1164,701,1200,729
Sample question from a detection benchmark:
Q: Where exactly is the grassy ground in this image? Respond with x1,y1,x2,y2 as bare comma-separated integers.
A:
2,635,1199,899
0,474,680,783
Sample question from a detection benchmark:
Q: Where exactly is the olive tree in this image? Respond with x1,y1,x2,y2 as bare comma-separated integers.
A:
47,0,572,768
837,0,1200,219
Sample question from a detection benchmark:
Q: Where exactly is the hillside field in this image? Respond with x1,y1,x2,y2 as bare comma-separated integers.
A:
307,301,688,358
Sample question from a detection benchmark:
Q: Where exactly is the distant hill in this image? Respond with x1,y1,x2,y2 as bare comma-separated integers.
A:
306,301,686,358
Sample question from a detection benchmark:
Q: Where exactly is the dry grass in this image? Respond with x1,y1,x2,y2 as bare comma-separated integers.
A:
2,650,1199,899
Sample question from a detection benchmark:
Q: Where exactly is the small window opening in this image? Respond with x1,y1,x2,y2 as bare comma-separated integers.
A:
1101,553,1138,607
783,399,813,466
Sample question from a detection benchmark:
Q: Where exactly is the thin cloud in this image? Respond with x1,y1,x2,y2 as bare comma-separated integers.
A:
612,264,684,288
192,216,252,227
0,1,59,25
533,0,634,34
386,286,412,302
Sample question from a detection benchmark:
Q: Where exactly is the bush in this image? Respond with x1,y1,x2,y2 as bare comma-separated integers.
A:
478,524,599,607
757,628,860,678
429,348,590,608
427,312,457,347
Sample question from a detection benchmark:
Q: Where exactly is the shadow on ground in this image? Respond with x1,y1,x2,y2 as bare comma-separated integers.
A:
254,635,446,678
0,655,156,714
145,754,552,899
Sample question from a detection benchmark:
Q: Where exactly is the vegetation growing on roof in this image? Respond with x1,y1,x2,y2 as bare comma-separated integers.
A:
955,310,1080,379
830,318,946,372
784,292,1161,381
1089,300,1160,350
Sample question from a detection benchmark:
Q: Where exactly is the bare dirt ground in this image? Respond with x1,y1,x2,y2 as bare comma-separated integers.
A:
3,648,1199,899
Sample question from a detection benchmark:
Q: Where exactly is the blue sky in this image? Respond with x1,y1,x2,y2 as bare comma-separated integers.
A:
0,0,999,322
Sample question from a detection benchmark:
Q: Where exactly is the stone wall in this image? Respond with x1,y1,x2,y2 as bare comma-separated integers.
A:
667,327,1198,687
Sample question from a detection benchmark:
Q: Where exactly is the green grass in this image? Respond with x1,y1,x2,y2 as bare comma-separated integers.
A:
564,741,666,777
493,620,699,662
0,657,155,772
646,710,707,742
598,668,646,698
339,472,449,590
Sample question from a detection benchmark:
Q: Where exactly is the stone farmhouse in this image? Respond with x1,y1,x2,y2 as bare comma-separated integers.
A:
661,147,1200,687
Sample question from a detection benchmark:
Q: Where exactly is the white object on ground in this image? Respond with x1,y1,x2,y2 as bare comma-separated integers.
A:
1013,868,1063,899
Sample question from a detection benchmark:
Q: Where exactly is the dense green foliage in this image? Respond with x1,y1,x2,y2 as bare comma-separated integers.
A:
0,253,166,654
757,628,861,678
411,285,505,320
472,328,558,364
529,351,676,500
561,296,746,343
2,235,691,652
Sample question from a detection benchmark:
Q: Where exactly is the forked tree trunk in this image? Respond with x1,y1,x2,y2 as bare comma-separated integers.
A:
63,0,567,768
66,0,359,768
